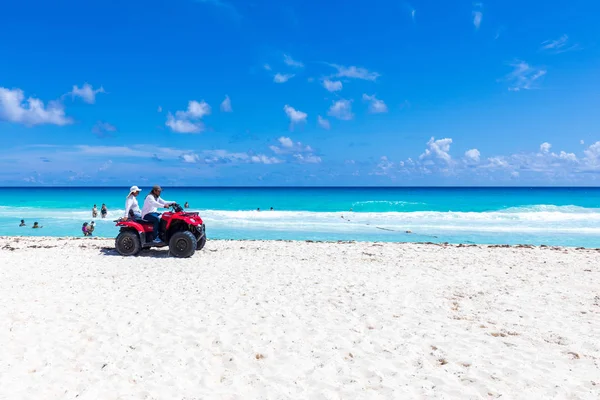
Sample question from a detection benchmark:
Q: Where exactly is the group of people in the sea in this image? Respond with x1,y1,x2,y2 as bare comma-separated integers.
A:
82,193,192,238
17,189,196,238
91,204,108,219
82,221,95,236
19,220,42,229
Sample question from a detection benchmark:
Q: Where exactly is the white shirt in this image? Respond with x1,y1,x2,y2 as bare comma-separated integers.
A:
141,194,173,218
124,195,141,218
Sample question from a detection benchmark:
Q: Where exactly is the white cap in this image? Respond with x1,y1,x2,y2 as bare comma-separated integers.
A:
129,185,141,193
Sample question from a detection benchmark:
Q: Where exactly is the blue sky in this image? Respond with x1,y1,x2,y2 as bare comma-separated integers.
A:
0,0,599,186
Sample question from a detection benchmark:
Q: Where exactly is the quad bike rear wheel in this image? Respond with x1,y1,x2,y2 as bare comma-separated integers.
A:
169,231,197,258
115,230,141,256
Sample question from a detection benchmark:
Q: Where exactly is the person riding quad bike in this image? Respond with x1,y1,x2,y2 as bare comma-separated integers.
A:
141,185,175,244
114,185,206,257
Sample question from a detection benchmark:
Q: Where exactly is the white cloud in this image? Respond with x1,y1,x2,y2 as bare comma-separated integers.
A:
180,153,200,163
0,87,72,126
250,154,282,164
541,35,568,50
484,156,510,169
420,137,453,164
278,136,294,148
540,142,552,153
283,105,307,127
181,100,211,119
75,145,153,158
201,149,281,165
403,2,416,22
220,95,232,112
203,150,249,164
495,26,505,40
329,64,380,81
322,79,343,92
157,106,162,113
479,144,580,174
294,153,322,164
504,61,547,91
274,73,295,83
580,140,585,145
264,64,272,71
71,83,105,104
270,138,312,154
317,115,330,130
98,160,112,171
557,151,577,162
464,148,481,163
269,137,319,163
166,100,211,133
166,114,203,133
362,94,388,113
540,35,580,53
283,54,304,68
327,99,353,120
269,145,283,154
92,121,117,137
583,141,600,167
473,11,482,30
373,156,395,176
370,139,600,181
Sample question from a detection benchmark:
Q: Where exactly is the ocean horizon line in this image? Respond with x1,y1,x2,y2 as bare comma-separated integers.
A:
1,185,600,189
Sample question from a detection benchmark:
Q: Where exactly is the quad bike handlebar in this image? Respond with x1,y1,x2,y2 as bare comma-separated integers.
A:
169,203,184,213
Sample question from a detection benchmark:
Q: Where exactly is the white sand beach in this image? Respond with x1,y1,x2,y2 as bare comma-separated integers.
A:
0,237,599,399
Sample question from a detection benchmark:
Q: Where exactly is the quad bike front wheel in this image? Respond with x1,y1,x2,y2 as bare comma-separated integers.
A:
197,234,206,250
115,230,141,256
196,225,207,250
169,231,197,258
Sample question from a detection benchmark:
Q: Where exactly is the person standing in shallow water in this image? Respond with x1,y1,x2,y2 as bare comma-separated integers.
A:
184,202,189,209
32,222,42,229
101,204,107,219
19,219,26,227
92,205,98,218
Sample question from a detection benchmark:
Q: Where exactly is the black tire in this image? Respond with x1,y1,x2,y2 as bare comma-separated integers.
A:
196,234,207,250
115,230,141,256
169,231,197,258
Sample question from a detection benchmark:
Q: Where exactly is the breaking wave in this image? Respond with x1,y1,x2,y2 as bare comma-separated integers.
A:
2,204,599,236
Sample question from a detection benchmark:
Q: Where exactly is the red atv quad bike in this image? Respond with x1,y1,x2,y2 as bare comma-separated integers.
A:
114,203,206,257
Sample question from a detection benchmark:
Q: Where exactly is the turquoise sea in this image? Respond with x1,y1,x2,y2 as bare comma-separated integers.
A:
1,187,599,247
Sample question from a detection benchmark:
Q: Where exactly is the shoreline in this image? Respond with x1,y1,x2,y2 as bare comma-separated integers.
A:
1,235,599,251
1,237,599,398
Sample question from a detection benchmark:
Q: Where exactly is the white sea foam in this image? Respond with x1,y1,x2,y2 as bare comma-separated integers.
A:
2,205,600,235
351,200,425,207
